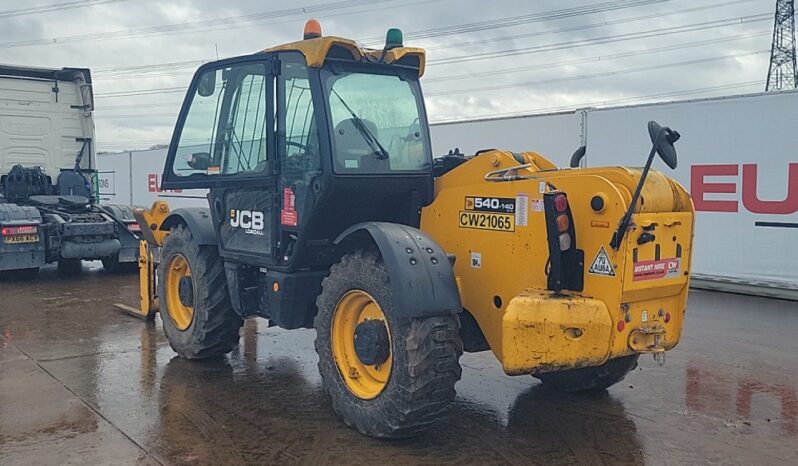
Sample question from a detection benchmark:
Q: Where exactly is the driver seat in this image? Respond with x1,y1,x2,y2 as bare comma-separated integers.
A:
333,118,388,171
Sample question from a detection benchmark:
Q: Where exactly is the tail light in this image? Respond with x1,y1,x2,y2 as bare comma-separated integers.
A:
1,225,38,236
544,192,584,293
125,221,141,232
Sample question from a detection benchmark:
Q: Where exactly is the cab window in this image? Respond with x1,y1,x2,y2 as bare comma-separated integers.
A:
171,62,271,178
278,54,319,183
321,68,429,174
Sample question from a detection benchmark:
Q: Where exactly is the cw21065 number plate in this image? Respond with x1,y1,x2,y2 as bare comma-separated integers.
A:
3,234,39,244
458,211,515,232
459,196,516,232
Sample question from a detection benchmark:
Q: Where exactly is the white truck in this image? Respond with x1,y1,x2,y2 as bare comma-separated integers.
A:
0,65,139,277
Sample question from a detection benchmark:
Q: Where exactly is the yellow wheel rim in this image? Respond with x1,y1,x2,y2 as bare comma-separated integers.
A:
164,254,194,331
331,290,392,400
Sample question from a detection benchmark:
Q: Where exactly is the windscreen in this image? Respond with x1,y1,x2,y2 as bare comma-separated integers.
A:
321,68,430,174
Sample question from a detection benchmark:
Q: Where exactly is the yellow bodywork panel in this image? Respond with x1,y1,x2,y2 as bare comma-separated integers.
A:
502,291,612,375
421,149,694,375
265,36,426,76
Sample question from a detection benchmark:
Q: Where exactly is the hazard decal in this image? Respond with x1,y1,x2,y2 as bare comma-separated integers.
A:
588,246,616,277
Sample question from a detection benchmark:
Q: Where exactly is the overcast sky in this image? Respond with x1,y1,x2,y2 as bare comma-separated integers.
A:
0,0,776,152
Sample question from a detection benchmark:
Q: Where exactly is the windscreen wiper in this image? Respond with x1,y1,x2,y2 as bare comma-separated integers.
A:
330,89,389,160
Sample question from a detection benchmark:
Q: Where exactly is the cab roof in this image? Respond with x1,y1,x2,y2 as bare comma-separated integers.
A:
264,36,426,77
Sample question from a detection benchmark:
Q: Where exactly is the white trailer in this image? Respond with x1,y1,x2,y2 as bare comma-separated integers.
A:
98,90,798,298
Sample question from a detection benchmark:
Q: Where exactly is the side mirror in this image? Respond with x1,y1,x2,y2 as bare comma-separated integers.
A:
187,152,212,170
197,71,217,97
569,145,586,168
647,120,680,169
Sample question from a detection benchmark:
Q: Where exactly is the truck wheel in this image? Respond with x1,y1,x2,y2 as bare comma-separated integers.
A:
57,259,82,275
314,250,463,438
158,224,242,360
102,254,138,274
535,354,640,393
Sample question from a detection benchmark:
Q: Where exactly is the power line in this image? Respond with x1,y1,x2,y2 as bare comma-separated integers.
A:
0,0,124,19
428,13,772,65
425,0,756,52
424,30,770,83
427,50,769,97
358,0,669,45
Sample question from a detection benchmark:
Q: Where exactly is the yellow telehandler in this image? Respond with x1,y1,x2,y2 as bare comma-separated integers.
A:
131,20,694,438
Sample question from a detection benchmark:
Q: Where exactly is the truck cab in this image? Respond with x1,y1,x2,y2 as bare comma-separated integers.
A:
0,65,139,276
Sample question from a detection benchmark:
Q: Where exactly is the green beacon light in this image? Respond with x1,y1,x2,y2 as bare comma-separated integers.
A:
385,28,403,50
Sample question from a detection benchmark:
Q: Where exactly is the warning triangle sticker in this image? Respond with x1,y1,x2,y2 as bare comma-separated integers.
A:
588,246,616,277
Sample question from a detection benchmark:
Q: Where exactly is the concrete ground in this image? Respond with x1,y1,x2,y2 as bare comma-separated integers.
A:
1,263,796,465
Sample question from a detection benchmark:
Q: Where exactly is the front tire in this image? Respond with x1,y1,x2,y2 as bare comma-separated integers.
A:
314,250,463,438
535,354,639,393
158,224,242,360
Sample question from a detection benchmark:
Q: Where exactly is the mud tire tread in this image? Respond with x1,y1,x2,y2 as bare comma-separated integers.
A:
158,224,242,360
314,249,463,438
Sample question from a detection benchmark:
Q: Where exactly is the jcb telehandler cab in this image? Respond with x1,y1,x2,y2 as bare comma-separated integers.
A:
133,21,694,438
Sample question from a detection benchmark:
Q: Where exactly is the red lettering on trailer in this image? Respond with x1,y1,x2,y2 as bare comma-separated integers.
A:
741,163,798,215
691,164,738,212
147,173,182,193
690,163,798,215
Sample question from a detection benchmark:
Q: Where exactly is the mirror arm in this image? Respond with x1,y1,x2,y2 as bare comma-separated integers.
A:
610,129,663,250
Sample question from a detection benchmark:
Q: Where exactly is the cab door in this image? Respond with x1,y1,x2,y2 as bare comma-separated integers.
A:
161,55,278,265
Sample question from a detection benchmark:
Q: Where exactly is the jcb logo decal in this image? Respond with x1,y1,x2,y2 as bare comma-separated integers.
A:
230,209,264,234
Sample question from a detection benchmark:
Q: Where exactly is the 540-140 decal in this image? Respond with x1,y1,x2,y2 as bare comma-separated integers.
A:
459,196,516,232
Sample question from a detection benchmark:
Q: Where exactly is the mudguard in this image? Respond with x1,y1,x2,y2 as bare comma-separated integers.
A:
160,208,217,245
334,222,461,318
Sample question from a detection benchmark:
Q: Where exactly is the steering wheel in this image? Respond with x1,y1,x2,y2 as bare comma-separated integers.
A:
285,140,309,152
283,140,315,177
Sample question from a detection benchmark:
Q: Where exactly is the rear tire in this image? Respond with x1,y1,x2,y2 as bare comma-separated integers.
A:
158,224,242,360
314,249,463,438
535,355,639,393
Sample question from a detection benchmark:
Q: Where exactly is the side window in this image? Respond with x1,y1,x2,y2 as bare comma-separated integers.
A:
172,63,270,178
279,55,319,183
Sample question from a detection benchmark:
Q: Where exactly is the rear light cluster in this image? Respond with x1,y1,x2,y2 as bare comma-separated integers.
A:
554,196,571,251
544,192,584,293
126,221,142,232
1,225,38,236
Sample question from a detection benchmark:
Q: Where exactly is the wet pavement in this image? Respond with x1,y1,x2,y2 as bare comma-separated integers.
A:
1,263,796,465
